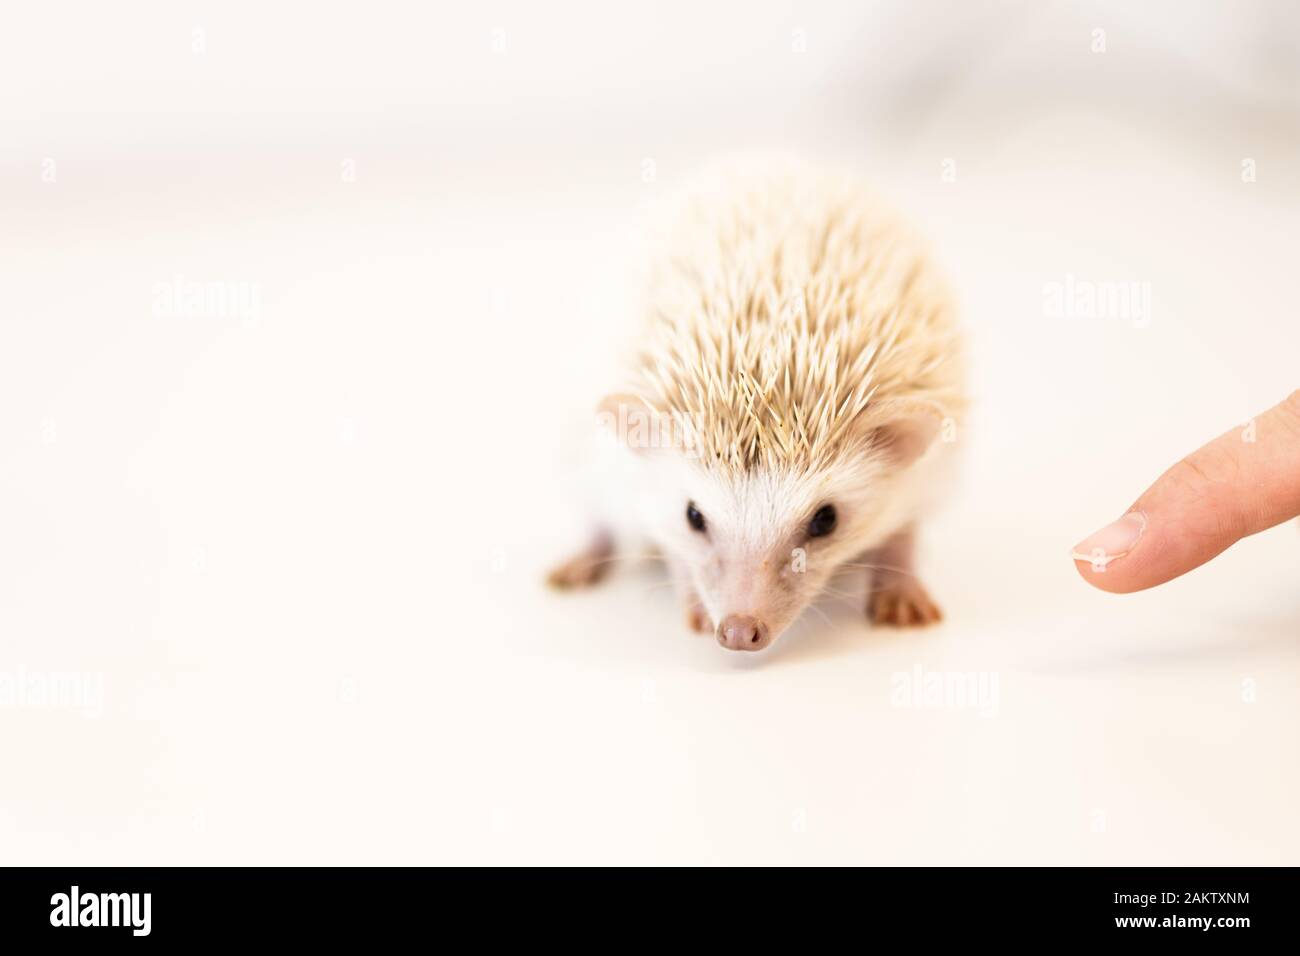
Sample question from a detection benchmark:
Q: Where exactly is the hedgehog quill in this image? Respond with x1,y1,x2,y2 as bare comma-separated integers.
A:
549,166,966,652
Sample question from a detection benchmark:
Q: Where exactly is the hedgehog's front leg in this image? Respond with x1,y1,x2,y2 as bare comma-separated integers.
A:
546,528,615,590
864,526,943,627
670,558,712,634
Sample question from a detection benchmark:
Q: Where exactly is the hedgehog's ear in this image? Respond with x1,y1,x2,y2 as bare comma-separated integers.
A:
596,393,680,456
863,399,948,468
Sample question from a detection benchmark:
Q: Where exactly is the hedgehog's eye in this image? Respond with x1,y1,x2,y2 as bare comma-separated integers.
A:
808,504,837,537
686,501,707,533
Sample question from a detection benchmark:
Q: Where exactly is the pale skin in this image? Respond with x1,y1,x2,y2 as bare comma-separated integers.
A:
1072,390,1300,592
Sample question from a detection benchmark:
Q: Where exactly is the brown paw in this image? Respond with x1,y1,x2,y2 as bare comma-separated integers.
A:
867,582,943,627
685,602,712,634
546,539,614,590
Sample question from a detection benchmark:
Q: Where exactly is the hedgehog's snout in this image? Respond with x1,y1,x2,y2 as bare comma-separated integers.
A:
716,614,772,652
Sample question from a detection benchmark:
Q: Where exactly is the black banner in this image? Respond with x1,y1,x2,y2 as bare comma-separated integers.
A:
0,867,1291,944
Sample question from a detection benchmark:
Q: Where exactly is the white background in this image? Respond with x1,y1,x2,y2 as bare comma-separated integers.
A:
1,1,1298,864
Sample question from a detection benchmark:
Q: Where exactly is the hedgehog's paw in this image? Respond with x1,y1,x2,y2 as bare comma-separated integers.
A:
546,533,614,590
685,600,712,634
867,579,943,628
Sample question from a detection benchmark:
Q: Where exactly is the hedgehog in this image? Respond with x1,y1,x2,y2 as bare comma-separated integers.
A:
548,164,966,652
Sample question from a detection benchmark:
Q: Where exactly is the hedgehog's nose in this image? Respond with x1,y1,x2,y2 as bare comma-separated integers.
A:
716,615,771,652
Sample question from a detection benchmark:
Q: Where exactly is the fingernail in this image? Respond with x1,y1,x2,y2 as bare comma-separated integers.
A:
1071,511,1147,571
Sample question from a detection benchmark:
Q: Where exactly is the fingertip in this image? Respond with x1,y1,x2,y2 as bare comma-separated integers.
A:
1071,553,1143,594
1069,510,1151,593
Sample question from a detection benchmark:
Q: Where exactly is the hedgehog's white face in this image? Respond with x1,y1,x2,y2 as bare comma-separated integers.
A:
624,442,941,658
642,453,905,650
601,394,943,652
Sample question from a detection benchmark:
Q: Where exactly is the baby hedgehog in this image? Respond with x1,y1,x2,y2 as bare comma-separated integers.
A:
549,165,965,652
